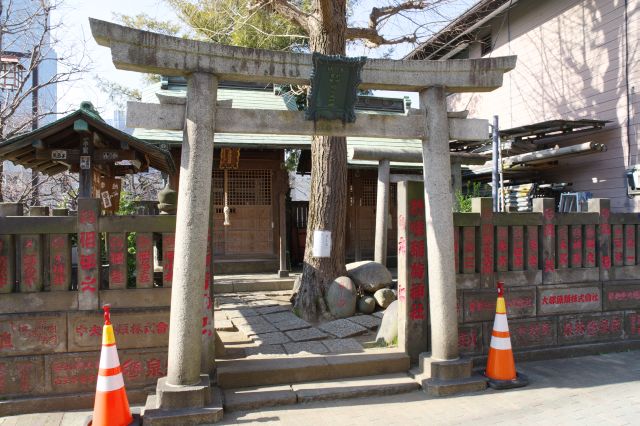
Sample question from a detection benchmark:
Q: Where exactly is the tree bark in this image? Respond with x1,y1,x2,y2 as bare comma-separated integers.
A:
294,0,348,322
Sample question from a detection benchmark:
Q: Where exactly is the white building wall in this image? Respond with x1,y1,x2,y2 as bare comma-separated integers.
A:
449,0,640,211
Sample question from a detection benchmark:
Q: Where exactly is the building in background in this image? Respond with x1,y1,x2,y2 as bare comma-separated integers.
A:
408,0,638,212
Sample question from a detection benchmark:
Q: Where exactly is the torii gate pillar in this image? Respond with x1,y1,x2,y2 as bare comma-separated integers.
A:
143,72,224,423
420,86,459,361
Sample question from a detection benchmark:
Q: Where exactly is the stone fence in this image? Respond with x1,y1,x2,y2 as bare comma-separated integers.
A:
4,187,640,411
0,199,206,415
397,181,640,361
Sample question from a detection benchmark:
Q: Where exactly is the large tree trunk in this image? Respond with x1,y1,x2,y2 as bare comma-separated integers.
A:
294,0,348,322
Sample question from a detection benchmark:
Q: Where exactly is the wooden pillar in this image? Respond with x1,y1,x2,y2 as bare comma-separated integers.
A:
375,159,390,265
76,120,93,198
420,86,458,361
278,192,289,277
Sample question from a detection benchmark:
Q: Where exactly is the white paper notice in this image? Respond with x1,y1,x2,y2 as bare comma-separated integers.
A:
313,230,332,257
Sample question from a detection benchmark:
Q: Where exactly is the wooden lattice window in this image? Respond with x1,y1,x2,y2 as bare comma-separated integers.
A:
361,178,376,207
360,179,397,207
229,170,272,205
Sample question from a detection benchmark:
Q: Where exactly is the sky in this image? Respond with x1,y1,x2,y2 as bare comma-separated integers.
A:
50,0,476,118
50,0,176,118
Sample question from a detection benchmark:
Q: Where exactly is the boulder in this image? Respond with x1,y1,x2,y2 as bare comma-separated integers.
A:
374,288,396,309
346,261,393,293
375,300,398,346
357,296,376,314
289,275,302,304
325,276,357,319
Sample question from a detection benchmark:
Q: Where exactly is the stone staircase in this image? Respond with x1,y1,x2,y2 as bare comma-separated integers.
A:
216,351,419,411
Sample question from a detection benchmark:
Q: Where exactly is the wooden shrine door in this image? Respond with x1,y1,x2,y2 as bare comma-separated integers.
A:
212,170,274,257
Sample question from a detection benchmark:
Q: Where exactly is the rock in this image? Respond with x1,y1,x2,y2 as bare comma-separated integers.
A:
357,296,376,314
325,276,357,319
375,300,398,346
346,261,393,293
289,275,302,304
374,288,396,309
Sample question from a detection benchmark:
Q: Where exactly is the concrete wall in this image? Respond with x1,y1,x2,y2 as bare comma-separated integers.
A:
449,0,640,212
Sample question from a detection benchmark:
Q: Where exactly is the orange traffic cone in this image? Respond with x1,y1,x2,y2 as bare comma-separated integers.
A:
90,305,134,426
485,281,528,389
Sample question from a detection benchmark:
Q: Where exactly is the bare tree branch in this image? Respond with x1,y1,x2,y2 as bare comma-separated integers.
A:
250,0,312,33
346,26,418,47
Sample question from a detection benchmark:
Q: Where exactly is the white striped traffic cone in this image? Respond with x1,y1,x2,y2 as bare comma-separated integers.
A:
485,282,528,389
91,304,133,426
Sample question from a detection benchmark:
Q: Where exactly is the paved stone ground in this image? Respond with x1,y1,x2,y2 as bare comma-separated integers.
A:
3,351,639,425
218,351,640,426
215,291,392,358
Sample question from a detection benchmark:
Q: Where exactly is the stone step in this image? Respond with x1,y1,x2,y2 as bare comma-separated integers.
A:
422,375,487,397
216,351,410,388
141,388,224,426
223,373,419,412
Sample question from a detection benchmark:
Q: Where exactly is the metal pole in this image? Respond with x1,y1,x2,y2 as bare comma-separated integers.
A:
492,115,499,213
499,138,505,212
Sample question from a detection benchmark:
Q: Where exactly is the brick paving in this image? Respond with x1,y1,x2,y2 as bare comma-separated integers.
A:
2,351,639,425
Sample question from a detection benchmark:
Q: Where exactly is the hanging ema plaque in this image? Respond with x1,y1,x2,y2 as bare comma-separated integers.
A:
305,53,367,123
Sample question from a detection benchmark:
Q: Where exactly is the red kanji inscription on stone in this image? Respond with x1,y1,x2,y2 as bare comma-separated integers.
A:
409,199,425,217
79,232,96,249
79,210,96,225
410,262,425,280
80,276,97,293
410,302,425,320
409,220,425,237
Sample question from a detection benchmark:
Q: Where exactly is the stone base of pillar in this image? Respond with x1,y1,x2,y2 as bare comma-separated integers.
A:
277,269,289,278
413,353,487,397
141,375,224,425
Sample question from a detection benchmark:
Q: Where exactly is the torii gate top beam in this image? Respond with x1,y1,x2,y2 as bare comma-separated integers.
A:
89,19,516,93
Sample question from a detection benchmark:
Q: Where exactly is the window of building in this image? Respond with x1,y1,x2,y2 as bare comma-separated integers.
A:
0,57,25,90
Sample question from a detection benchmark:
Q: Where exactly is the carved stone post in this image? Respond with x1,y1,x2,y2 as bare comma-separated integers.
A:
166,72,217,387
420,86,458,361
416,86,486,397
374,159,390,265
143,72,223,423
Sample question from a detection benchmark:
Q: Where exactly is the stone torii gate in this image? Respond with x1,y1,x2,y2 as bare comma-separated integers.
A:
90,18,515,423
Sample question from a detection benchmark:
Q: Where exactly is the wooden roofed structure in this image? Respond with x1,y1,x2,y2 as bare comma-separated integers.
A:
0,101,176,200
